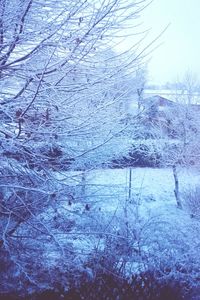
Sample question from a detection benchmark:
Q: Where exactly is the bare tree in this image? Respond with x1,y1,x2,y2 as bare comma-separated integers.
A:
0,0,148,294
154,76,200,208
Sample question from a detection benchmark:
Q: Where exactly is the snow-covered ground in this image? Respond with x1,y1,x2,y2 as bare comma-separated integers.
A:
54,166,200,230
43,167,200,276
57,166,200,210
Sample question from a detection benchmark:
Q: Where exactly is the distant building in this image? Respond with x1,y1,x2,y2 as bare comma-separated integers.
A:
141,95,174,110
144,89,200,105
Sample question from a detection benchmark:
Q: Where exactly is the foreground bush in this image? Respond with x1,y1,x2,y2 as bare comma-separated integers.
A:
0,270,192,300
182,185,200,218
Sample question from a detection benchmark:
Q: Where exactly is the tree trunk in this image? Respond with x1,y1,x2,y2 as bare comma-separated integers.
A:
172,164,182,209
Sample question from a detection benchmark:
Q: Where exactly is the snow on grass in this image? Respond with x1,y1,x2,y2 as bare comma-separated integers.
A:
56,165,200,219
50,166,200,259
40,166,200,273
54,166,200,216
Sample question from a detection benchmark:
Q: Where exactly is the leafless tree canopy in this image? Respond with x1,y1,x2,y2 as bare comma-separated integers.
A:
0,0,149,294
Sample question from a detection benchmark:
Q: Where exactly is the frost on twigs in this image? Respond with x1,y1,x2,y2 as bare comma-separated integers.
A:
182,186,200,218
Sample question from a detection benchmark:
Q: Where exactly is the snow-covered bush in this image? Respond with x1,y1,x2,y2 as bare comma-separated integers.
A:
83,206,200,297
182,186,200,218
0,272,190,299
111,142,162,168
64,271,188,300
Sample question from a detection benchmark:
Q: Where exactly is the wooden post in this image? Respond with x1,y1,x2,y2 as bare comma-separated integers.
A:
172,164,182,209
81,171,86,201
128,168,132,201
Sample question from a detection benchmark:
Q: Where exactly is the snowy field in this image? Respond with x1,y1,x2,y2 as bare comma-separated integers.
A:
44,167,200,279
54,166,200,237
57,167,200,213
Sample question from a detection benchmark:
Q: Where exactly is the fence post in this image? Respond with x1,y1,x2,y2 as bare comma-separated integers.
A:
128,168,132,201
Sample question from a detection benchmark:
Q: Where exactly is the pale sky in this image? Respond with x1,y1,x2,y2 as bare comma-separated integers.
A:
121,0,200,85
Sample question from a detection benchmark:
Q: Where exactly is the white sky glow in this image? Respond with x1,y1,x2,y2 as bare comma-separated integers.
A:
119,0,200,85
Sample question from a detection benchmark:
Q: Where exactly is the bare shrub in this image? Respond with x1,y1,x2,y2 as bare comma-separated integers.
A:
182,186,200,218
